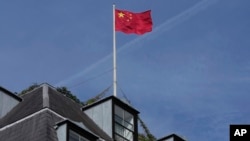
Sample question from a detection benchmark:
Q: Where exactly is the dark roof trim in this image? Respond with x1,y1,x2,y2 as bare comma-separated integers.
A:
81,96,139,114
0,86,22,102
158,133,186,141
56,120,100,140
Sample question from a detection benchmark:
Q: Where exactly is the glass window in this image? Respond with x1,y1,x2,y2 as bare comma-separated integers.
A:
114,105,134,141
69,130,89,141
115,105,134,131
115,134,130,141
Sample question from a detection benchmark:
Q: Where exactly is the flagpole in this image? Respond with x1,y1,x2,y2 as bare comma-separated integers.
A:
113,4,117,97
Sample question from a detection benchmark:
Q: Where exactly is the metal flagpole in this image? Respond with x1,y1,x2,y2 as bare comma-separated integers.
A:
113,4,117,97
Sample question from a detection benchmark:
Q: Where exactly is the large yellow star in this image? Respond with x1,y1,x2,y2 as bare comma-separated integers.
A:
118,12,125,18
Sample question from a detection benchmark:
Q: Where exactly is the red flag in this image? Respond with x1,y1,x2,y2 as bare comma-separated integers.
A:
115,9,153,35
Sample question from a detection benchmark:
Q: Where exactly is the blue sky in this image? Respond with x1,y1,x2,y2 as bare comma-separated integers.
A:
1,0,250,140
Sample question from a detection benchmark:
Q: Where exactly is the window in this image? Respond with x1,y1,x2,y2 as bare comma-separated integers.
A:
114,105,134,141
69,130,89,141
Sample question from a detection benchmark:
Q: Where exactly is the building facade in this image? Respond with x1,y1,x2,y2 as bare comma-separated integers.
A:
0,83,185,141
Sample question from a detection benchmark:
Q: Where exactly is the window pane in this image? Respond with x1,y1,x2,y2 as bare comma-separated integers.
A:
69,130,79,141
69,130,89,141
115,114,123,125
115,123,133,141
80,137,88,141
114,105,134,141
124,119,134,131
124,128,133,141
115,134,126,141
124,111,133,124
115,105,134,130
115,105,123,117
115,123,124,136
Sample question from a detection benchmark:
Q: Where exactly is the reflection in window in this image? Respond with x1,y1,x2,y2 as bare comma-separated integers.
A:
69,130,89,141
114,105,134,141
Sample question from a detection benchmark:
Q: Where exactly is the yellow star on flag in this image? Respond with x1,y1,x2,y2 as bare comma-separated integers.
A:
118,12,125,18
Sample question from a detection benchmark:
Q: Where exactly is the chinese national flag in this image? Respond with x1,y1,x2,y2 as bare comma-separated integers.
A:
115,9,153,35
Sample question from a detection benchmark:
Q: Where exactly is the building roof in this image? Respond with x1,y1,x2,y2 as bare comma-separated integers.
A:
0,109,62,141
0,83,113,141
157,133,186,141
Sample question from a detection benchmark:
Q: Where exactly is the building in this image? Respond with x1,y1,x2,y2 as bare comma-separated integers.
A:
0,83,186,141
158,134,186,141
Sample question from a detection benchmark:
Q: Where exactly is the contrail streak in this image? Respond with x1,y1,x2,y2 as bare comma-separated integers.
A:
55,0,218,87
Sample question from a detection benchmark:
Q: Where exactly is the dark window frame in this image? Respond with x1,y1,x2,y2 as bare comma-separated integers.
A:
112,98,138,141
62,120,99,141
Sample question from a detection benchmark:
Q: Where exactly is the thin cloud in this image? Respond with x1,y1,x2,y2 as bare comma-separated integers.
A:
152,0,218,35
55,0,219,87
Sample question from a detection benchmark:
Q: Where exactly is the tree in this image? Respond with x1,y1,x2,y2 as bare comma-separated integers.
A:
56,86,84,105
18,83,84,105
19,83,39,95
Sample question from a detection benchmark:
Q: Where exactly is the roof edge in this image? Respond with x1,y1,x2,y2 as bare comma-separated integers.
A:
0,86,22,102
157,133,186,141
82,96,139,114
19,83,57,97
0,108,66,131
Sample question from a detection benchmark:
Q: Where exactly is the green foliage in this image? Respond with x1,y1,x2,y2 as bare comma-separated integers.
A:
138,116,157,141
84,86,110,105
85,98,96,105
139,133,153,141
18,83,39,96
19,83,84,105
56,86,84,105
